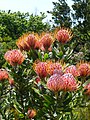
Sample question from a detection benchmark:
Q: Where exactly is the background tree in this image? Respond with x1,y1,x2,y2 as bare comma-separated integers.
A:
47,0,72,27
71,0,90,61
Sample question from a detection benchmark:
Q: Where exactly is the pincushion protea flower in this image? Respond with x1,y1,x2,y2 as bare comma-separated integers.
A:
47,74,63,92
46,61,63,75
39,33,54,51
56,28,73,44
27,109,36,119
47,73,77,92
4,49,25,66
77,62,90,76
16,33,37,51
0,69,9,81
65,65,80,77
61,73,78,91
33,61,47,78
34,40,42,49
84,83,90,95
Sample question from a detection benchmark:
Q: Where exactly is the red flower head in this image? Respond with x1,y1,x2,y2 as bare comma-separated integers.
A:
16,33,37,51
84,83,90,95
56,28,73,44
77,62,90,77
4,49,25,66
65,65,80,77
40,33,54,51
27,109,36,119
46,61,63,75
33,61,47,78
61,73,77,92
0,69,9,81
47,74,63,92
34,40,42,49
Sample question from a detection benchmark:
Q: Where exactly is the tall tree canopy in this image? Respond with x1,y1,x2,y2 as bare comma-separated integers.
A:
72,0,90,60
47,0,72,27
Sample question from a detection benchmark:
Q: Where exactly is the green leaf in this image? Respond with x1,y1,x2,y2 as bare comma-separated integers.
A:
18,113,24,118
32,87,42,97
57,51,63,58
63,93,72,106
38,51,42,61
44,53,49,61
43,94,54,104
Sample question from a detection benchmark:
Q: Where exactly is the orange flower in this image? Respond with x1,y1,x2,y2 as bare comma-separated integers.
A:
61,73,78,92
56,28,73,43
34,40,42,49
64,65,80,77
27,109,36,119
47,74,63,92
0,69,9,81
4,49,25,66
16,33,37,51
40,33,54,51
77,62,90,76
46,61,62,75
33,61,47,78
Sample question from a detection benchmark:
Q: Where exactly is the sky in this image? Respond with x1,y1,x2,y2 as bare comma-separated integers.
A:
0,0,73,22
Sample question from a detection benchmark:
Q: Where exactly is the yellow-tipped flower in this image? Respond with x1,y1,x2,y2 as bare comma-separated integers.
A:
33,60,48,78
4,49,25,66
47,73,63,92
46,60,63,75
64,65,80,77
16,33,38,51
55,28,73,44
39,32,54,51
77,61,90,77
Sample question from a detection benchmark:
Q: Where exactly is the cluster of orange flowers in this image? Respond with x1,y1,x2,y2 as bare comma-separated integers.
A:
16,28,72,52
0,27,90,119
33,61,63,78
33,61,90,78
2,28,90,94
33,60,90,92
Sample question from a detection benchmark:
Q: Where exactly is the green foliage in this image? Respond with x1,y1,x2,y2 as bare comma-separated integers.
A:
71,0,90,61
47,0,72,27
0,0,90,119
